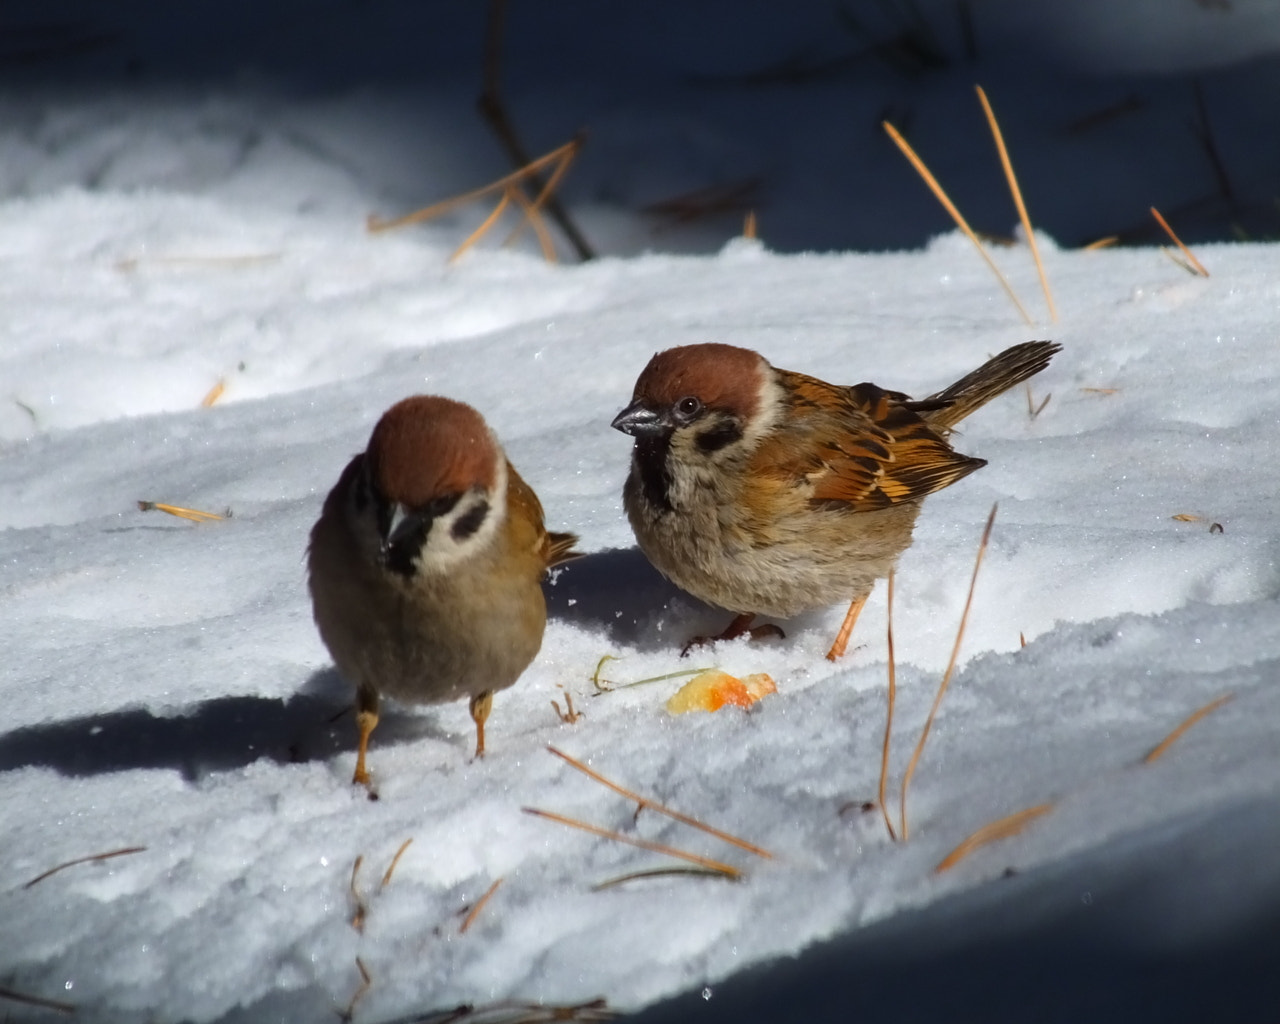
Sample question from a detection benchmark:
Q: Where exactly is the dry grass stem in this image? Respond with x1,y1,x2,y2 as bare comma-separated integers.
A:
899,503,998,840
592,866,737,890
879,569,899,842
23,845,146,889
459,877,504,934
349,855,368,933
743,210,758,239
137,501,225,523
976,85,1057,322
380,838,414,888
200,378,227,408
1082,235,1119,251
1080,387,1120,396
934,803,1055,872
882,121,1033,325
547,746,772,859
0,985,76,1015
1143,693,1235,764
591,660,709,694
522,807,742,879
338,957,372,1023
1150,207,1209,276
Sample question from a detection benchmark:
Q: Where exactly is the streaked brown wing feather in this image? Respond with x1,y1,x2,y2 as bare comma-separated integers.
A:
751,372,985,514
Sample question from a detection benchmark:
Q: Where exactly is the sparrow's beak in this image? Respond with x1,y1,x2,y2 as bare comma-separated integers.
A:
383,502,426,550
611,402,667,437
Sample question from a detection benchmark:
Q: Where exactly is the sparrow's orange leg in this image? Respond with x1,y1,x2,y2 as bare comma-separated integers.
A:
352,684,380,790
826,594,868,661
353,710,378,788
469,690,494,758
681,613,786,657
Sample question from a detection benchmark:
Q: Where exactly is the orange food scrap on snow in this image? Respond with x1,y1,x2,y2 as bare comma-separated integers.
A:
666,670,776,714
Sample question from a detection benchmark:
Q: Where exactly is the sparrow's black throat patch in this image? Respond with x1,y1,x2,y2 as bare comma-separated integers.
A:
633,435,675,514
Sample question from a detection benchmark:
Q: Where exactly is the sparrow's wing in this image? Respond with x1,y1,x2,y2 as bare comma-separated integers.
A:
760,371,986,513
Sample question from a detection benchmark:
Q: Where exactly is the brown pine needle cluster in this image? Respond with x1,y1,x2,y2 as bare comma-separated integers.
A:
882,122,1033,326
526,748,771,884
884,85,1058,325
547,746,772,859
23,845,146,889
367,138,582,264
137,501,225,523
1150,207,1209,276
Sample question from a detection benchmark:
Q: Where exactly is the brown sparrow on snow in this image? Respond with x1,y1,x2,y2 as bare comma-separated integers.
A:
308,395,577,788
611,340,1060,659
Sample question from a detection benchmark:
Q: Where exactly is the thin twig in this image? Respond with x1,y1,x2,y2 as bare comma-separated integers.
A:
23,845,147,889
546,747,772,859
380,839,414,888
899,504,997,840
459,877,504,933
1143,693,1235,764
976,85,1057,322
1150,207,1209,276
934,803,1055,872
879,568,898,842
522,808,742,879
882,121,1034,325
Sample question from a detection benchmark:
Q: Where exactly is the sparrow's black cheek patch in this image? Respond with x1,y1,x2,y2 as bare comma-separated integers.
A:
695,420,743,454
450,501,489,542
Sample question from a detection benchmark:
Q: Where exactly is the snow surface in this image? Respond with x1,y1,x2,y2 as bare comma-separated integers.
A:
3,2,1280,1022
4,197,1280,1022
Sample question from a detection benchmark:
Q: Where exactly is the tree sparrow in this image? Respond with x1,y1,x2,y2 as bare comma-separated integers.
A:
308,395,577,788
611,340,1060,659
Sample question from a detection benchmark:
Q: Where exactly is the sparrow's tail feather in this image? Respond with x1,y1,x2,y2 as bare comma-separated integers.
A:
923,340,1062,429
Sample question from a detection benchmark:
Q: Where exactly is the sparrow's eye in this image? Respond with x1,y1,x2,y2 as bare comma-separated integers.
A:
675,396,702,422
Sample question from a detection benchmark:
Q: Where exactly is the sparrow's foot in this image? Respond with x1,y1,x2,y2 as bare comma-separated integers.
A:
681,613,785,657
